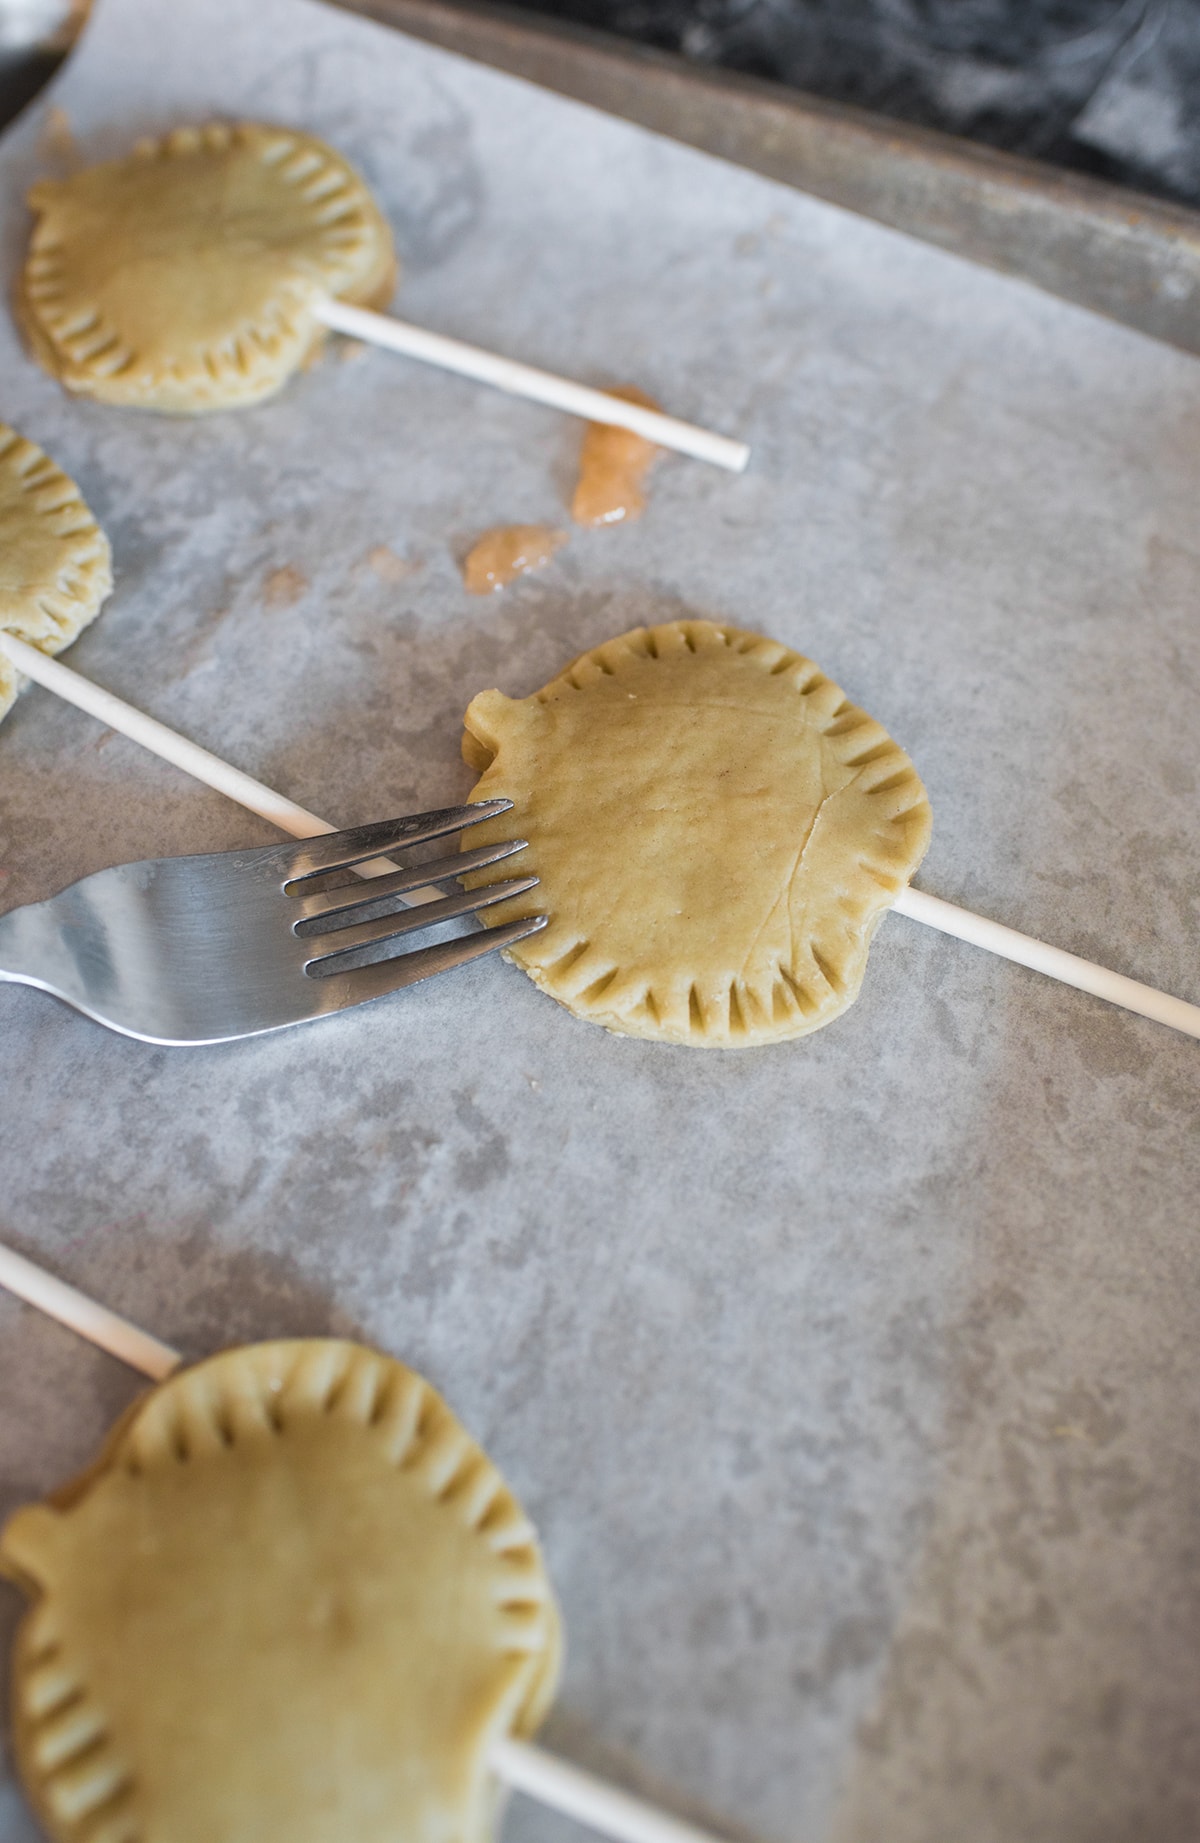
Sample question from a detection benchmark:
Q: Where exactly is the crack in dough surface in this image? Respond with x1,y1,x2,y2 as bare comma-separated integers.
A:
461,620,932,1046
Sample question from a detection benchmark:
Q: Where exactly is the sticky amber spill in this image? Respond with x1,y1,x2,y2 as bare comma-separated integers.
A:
572,384,663,528
462,525,567,595
365,544,416,584
262,564,307,608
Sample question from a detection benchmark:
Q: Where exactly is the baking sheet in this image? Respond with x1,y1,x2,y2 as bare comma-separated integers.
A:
0,0,1198,1838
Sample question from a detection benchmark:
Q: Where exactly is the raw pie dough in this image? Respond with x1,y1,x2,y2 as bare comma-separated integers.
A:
0,1340,561,1843
462,620,932,1045
19,123,396,412
0,422,112,725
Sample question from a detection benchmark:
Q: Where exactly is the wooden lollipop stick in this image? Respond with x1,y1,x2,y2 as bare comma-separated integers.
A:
491,1737,725,1843
315,299,751,473
1,633,331,840
0,1239,741,1843
2,631,1197,1040
0,1240,179,1381
0,633,435,897
893,886,1200,1038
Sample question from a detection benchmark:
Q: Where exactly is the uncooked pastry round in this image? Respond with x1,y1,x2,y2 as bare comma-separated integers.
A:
0,1340,561,1843
462,619,932,1046
19,122,396,412
0,422,112,724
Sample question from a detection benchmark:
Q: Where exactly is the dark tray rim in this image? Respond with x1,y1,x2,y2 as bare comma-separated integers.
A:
337,0,1200,357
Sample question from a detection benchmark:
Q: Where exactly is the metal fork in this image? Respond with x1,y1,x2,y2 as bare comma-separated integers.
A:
0,802,544,1046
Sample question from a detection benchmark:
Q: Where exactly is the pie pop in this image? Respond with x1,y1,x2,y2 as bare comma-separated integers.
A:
461,620,932,1046
2,1341,561,1843
0,1244,725,1843
19,122,749,469
0,429,1194,1040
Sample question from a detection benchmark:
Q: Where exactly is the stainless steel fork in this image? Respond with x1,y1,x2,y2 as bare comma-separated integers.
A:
0,802,544,1046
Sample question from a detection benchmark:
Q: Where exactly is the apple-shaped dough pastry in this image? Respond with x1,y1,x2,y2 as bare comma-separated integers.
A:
0,1340,561,1843
19,123,396,413
462,620,932,1045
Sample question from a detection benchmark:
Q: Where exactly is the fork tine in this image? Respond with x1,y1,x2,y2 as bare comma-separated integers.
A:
304,876,540,967
293,837,528,925
279,801,514,884
311,914,549,1014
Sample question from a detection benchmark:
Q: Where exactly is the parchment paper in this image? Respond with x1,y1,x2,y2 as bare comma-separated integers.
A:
0,1,1198,1838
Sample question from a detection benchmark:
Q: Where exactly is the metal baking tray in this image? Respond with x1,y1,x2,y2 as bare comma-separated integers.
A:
338,0,1200,359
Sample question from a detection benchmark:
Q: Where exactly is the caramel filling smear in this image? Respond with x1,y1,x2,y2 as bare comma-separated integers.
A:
462,525,567,595
572,385,663,528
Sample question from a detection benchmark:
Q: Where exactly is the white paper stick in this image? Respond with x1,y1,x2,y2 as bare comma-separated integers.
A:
3,632,1195,1038
0,633,434,895
0,1241,179,1380
315,299,750,474
1,632,331,838
492,1736,728,1843
892,885,1200,1040
0,1241,740,1843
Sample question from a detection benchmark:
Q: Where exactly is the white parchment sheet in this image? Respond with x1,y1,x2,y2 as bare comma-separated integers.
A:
0,0,1198,1838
